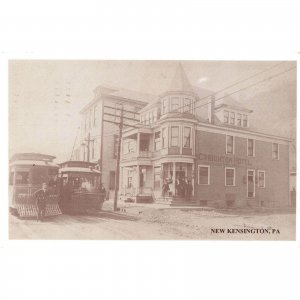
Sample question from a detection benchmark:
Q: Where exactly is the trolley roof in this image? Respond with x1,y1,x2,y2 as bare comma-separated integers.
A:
59,167,101,174
10,160,59,168
10,153,56,162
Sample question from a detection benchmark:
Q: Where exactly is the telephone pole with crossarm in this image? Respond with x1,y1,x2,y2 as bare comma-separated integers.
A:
103,103,140,211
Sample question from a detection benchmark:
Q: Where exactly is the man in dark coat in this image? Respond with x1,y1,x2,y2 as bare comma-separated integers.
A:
34,182,49,222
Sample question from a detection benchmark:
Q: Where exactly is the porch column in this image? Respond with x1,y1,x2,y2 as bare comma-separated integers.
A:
192,163,195,196
136,165,140,195
172,161,176,196
137,132,140,154
160,163,164,188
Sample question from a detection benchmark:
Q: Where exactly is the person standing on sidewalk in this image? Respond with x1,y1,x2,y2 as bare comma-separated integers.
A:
34,182,49,222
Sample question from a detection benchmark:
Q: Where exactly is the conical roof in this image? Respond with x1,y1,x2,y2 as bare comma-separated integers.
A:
168,63,194,93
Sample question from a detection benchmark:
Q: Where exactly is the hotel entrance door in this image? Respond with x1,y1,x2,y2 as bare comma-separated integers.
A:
247,169,255,198
176,170,186,180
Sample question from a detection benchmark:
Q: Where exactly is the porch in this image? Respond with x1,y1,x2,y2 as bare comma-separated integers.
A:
121,163,194,204
120,165,154,203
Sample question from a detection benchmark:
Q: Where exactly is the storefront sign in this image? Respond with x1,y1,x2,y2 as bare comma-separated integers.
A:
196,153,251,167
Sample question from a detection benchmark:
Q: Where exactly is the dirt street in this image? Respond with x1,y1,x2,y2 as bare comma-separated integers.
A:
9,203,296,240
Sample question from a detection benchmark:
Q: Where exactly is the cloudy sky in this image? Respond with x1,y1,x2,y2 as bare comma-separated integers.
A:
9,60,296,162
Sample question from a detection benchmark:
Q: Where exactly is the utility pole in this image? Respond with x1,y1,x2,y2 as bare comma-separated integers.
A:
102,103,141,211
113,107,123,211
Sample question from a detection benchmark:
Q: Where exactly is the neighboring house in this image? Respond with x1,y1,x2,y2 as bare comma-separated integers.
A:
119,64,292,208
73,85,155,198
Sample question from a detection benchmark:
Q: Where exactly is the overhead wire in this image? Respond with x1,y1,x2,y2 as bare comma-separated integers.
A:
162,61,289,116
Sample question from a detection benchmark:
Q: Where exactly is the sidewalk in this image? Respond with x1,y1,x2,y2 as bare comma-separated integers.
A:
102,198,215,211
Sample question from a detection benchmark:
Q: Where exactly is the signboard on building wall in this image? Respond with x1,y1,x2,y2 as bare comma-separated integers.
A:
196,153,251,167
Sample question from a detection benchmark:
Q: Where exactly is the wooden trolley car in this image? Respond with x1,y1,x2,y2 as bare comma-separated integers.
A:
58,161,105,214
9,153,62,218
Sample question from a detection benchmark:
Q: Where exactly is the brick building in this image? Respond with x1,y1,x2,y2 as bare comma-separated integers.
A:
119,65,291,208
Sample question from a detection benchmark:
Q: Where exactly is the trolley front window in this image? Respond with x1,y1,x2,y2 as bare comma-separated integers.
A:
15,172,29,184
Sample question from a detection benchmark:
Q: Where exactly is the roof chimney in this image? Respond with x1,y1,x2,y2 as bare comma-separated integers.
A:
208,95,215,124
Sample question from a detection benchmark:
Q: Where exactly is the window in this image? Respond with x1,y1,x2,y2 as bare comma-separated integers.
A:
243,114,248,127
162,98,168,114
183,127,191,148
154,131,161,151
141,115,144,124
162,127,168,148
198,165,210,185
93,105,97,127
258,171,265,188
225,168,235,186
272,143,279,159
247,170,255,197
127,169,133,187
224,110,229,123
171,97,180,112
183,98,192,113
230,112,235,125
247,139,255,156
140,137,149,151
128,140,135,153
171,126,179,147
145,113,149,125
226,135,234,154
237,113,242,126
15,172,29,184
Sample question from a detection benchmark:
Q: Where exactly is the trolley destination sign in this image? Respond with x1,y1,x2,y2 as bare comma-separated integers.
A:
196,153,251,167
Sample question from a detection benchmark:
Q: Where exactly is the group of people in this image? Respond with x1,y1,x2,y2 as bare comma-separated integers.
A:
161,177,193,201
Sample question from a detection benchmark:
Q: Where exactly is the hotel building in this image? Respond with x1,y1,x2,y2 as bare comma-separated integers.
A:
119,65,291,208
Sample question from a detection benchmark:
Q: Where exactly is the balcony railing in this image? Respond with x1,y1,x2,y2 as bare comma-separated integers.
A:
122,150,152,160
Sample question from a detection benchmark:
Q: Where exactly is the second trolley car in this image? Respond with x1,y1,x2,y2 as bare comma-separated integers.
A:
58,161,105,214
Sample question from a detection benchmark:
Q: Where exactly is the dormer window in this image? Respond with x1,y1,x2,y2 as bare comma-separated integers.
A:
237,113,242,126
224,110,229,123
230,112,235,125
145,113,149,125
243,114,248,127
223,110,249,128
183,97,192,113
171,97,180,112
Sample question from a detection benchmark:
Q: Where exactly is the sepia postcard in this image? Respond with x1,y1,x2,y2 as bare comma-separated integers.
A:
9,60,296,240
